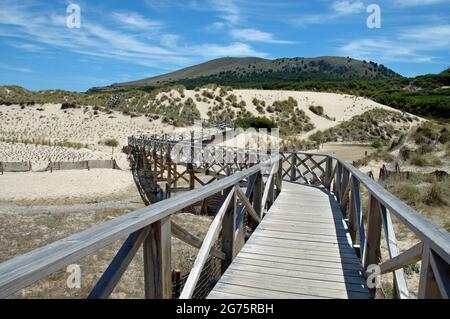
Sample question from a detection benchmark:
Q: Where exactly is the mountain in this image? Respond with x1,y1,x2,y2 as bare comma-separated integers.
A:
100,56,401,90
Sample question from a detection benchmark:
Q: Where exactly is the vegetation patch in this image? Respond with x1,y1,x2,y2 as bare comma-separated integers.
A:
308,105,335,121
309,108,416,143
234,116,278,130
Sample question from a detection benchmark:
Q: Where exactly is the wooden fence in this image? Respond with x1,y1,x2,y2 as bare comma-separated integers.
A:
45,159,121,172
0,156,282,299
0,149,448,298
326,155,450,298
0,161,32,174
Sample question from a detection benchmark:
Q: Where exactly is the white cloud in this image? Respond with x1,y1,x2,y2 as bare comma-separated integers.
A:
339,24,450,63
293,0,366,27
229,28,295,44
0,1,268,71
190,42,268,59
112,12,165,30
400,24,450,47
339,38,433,62
4,41,43,52
0,63,33,73
332,1,365,14
212,0,241,25
160,34,181,48
395,0,449,7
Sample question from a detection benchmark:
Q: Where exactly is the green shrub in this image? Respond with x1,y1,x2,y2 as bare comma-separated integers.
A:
371,138,384,149
418,144,434,154
234,116,278,130
399,146,412,161
309,105,324,116
431,157,443,166
423,182,447,206
410,154,429,166
397,184,421,206
404,263,420,276
102,138,119,148
439,128,450,144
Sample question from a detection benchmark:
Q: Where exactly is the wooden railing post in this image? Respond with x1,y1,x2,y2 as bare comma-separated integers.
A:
348,176,358,243
341,167,349,205
143,217,172,299
252,172,263,220
418,244,444,299
325,157,333,190
364,195,382,270
336,162,342,202
221,187,237,274
268,172,275,208
277,157,283,194
290,152,297,182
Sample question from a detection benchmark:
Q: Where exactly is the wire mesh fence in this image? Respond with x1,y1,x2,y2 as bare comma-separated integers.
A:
172,255,221,299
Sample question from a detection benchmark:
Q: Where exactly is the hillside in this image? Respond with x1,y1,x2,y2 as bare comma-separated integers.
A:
102,56,400,89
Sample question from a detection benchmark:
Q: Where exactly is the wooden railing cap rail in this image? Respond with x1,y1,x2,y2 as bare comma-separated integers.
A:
0,156,279,298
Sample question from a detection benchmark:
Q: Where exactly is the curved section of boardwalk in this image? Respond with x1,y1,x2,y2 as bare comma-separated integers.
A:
209,182,371,299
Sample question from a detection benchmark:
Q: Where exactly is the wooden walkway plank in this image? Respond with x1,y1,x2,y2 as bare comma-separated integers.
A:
209,181,370,299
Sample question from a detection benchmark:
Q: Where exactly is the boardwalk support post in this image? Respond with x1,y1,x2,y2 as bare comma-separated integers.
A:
143,217,172,299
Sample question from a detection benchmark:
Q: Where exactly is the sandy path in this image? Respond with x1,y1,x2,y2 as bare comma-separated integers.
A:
0,197,143,215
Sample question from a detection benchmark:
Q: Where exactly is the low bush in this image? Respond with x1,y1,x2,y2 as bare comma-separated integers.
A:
371,138,384,149
410,154,429,166
309,105,324,116
61,102,79,110
423,182,447,206
234,116,278,130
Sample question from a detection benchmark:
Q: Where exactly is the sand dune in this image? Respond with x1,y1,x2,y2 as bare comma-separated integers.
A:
0,89,414,203
157,88,415,139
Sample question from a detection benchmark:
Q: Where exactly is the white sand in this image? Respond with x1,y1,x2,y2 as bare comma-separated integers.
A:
0,169,135,203
0,103,189,169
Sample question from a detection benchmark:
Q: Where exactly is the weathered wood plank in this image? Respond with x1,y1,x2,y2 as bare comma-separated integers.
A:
143,217,172,299
221,188,237,273
209,282,327,299
229,263,366,286
234,256,364,277
88,228,151,299
209,181,370,299
380,242,423,274
171,221,225,260
379,204,410,299
236,185,261,224
219,271,370,299
180,188,234,299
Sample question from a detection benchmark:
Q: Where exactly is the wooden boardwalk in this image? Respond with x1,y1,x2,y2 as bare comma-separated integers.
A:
208,182,371,299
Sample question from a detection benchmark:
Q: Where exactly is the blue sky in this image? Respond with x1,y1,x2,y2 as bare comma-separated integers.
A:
0,0,449,92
